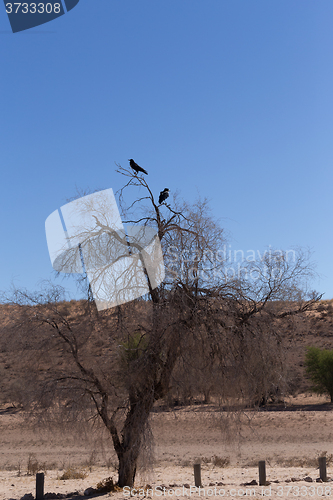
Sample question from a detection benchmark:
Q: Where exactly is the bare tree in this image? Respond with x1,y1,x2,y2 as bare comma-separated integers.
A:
4,167,321,487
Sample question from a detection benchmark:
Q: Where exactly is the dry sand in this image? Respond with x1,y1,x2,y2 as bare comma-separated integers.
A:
1,394,333,499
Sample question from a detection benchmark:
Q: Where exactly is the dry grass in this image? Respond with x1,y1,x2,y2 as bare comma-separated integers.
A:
26,453,46,476
58,467,87,480
212,455,230,467
106,457,118,471
277,453,333,468
82,450,97,472
244,452,333,468
96,476,120,492
192,456,230,467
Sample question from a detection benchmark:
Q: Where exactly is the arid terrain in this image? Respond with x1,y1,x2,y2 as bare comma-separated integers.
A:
1,394,333,499
1,300,333,499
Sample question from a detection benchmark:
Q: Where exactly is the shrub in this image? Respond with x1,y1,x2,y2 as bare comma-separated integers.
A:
96,477,116,492
305,347,333,402
27,454,46,475
58,468,87,480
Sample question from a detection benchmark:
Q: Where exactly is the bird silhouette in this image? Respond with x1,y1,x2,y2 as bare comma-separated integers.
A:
129,159,148,175
159,188,170,204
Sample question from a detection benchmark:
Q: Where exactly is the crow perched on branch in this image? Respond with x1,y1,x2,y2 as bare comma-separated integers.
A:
159,188,170,204
129,159,148,175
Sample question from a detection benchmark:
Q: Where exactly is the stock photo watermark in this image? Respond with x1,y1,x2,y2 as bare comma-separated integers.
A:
3,0,80,33
166,245,297,264
45,188,165,311
164,245,297,283
122,484,333,497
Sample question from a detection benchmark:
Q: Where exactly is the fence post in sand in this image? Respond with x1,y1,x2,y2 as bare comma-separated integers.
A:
194,463,202,487
319,457,327,482
36,472,44,500
258,461,266,486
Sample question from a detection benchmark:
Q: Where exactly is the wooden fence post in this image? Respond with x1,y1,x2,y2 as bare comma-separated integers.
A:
319,457,327,482
194,463,202,487
259,461,266,486
36,472,44,500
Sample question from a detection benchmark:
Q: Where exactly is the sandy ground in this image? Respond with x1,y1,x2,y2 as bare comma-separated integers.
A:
1,394,333,500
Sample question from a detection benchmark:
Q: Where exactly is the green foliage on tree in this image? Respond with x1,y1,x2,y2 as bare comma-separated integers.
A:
305,346,333,402
120,331,147,365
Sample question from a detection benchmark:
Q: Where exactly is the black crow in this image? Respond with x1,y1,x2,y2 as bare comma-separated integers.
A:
129,159,148,175
159,188,170,204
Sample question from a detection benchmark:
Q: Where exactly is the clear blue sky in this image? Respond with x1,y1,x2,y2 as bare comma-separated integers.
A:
1,1,333,299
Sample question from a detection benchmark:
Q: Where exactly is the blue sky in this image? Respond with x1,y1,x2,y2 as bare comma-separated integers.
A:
1,0,333,299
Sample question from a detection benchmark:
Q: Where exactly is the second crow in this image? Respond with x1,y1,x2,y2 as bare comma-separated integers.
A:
159,188,170,204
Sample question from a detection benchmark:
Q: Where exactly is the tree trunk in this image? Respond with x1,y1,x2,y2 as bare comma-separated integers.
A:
114,332,181,487
118,451,138,488
116,394,154,487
